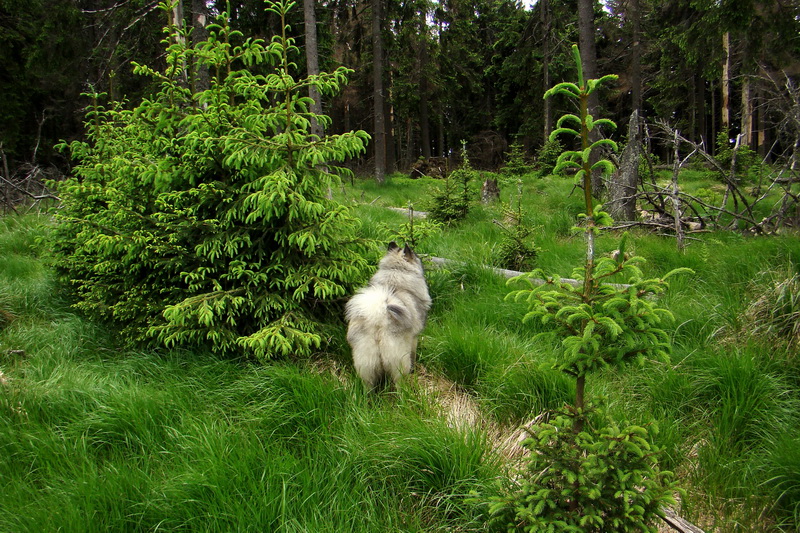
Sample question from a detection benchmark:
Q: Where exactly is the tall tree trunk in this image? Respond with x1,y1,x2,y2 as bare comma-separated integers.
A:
385,79,395,173
541,0,553,141
696,74,706,146
419,40,431,159
437,108,445,158
170,0,184,40
741,75,753,147
168,0,188,86
757,83,767,158
629,0,642,114
191,0,209,94
304,0,323,137
577,0,598,90
372,0,386,183
577,0,602,196
690,75,697,147
722,31,731,133
711,80,717,153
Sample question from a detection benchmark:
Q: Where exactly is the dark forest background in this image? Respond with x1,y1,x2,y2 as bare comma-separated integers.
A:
2,0,800,177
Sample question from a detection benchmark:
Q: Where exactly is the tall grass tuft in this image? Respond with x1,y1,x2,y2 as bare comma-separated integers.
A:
743,266,800,348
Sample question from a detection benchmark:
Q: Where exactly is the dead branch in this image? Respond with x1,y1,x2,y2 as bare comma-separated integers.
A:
668,127,699,251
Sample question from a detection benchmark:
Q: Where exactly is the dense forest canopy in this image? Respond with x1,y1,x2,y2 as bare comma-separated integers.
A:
1,0,799,174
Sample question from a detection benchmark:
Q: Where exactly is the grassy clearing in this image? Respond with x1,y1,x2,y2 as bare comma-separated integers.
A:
0,215,500,532
341,172,800,531
3,169,800,531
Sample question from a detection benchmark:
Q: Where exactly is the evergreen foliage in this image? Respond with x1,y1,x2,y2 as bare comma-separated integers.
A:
714,130,759,183
487,407,677,533
508,239,690,377
51,0,370,361
381,203,443,250
428,144,476,224
501,141,532,177
493,185,538,272
483,45,687,532
534,138,564,178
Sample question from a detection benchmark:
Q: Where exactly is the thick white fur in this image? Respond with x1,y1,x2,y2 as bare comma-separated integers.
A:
345,244,431,390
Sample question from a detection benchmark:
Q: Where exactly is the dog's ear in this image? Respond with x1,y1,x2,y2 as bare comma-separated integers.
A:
388,241,400,251
402,244,416,261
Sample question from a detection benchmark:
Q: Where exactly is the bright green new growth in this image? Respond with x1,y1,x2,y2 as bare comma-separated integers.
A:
486,45,688,532
487,407,678,533
512,44,694,388
52,0,370,361
509,240,692,378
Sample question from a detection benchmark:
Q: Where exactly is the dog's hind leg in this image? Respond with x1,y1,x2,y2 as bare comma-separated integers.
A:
384,338,415,387
353,348,384,390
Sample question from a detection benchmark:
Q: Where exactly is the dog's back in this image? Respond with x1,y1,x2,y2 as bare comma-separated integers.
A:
345,243,431,390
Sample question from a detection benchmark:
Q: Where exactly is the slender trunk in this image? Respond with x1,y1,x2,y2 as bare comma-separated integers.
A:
697,75,707,146
689,75,697,143
406,117,413,166
629,0,642,114
757,83,767,158
722,32,731,133
741,76,753,148
191,0,209,94
711,80,717,154
168,0,188,87
372,0,386,183
541,0,553,141
437,110,445,158
304,0,323,137
385,79,395,173
420,41,431,159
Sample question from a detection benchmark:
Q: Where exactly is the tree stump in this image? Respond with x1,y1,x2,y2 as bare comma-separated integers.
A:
481,177,500,204
608,109,640,221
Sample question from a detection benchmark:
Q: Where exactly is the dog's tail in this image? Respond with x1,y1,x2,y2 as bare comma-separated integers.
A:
345,285,415,389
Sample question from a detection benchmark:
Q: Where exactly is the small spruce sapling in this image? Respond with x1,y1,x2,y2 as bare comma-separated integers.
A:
381,203,443,250
429,141,475,224
534,137,564,179
484,45,691,532
502,140,532,178
493,181,539,272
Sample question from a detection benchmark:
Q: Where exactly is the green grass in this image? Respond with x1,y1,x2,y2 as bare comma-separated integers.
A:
4,169,800,531
1,342,501,531
341,172,800,531
0,214,500,532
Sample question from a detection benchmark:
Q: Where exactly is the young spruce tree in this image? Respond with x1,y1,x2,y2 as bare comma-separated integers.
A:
53,0,370,361
484,45,690,532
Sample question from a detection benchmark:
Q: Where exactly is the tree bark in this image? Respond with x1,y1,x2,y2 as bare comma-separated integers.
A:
372,0,386,183
608,110,640,221
191,0,209,94
541,0,553,141
420,39,431,159
741,75,753,147
629,0,642,114
722,31,731,133
304,0,323,137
